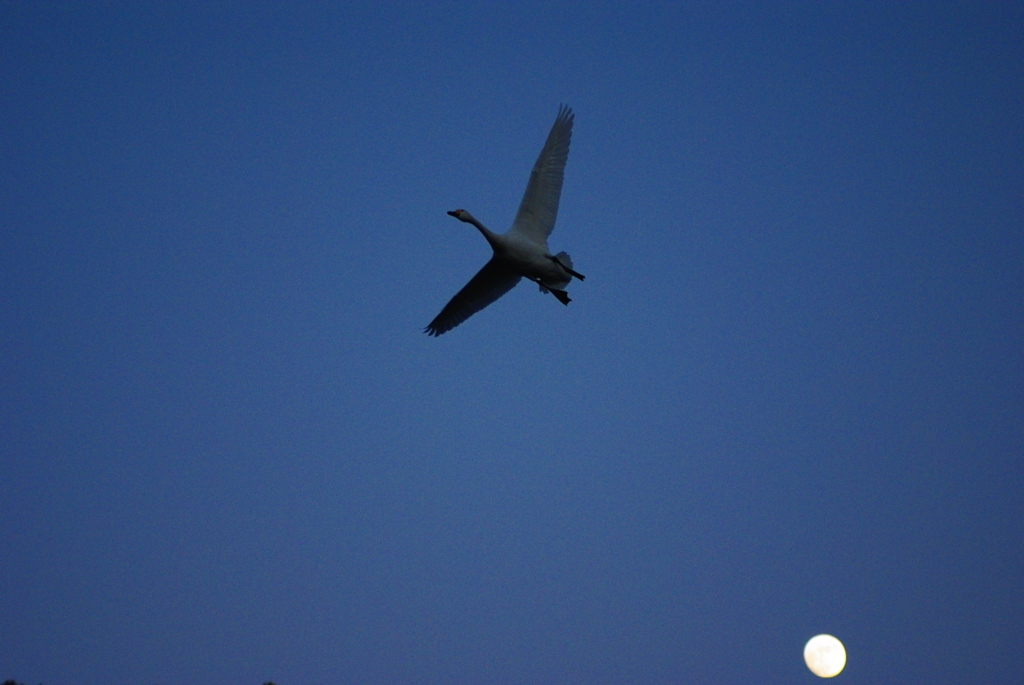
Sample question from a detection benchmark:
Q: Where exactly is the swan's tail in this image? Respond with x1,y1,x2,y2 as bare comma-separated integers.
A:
552,251,585,281
538,252,580,303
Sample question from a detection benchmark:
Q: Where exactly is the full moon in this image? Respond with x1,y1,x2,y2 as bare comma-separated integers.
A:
803,634,847,678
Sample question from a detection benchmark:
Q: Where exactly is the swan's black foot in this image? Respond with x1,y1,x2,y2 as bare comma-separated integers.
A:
551,289,571,306
549,255,586,281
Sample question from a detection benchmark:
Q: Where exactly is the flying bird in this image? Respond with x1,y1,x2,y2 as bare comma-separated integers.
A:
425,105,585,336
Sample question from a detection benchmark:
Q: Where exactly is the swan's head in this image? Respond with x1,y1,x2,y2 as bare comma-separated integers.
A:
447,209,473,223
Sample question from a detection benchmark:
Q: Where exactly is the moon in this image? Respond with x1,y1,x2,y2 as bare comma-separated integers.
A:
804,634,847,678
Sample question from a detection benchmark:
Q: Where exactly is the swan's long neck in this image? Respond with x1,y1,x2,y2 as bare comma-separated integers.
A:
467,216,501,248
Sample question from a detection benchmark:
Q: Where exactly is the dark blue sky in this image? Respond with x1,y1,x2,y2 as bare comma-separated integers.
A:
2,3,1022,683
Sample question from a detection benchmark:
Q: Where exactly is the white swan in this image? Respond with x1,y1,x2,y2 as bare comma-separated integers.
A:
425,105,585,336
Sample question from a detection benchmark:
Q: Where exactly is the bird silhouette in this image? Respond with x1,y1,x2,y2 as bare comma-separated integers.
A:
425,105,584,337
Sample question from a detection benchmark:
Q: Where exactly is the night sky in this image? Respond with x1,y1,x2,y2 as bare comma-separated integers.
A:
2,3,1022,684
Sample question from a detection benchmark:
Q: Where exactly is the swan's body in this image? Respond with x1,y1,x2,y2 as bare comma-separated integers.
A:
425,105,584,337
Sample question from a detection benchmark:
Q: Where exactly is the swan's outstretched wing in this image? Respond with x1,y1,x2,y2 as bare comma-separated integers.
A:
508,105,573,245
425,257,522,336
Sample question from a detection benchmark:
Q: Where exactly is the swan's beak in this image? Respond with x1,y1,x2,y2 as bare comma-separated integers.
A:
447,210,459,218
